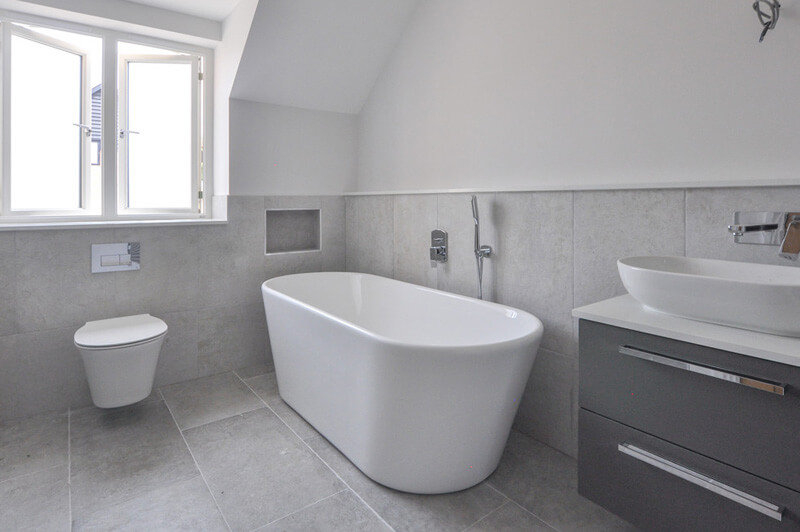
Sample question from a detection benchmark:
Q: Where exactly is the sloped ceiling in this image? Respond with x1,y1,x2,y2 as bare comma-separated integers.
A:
231,0,421,114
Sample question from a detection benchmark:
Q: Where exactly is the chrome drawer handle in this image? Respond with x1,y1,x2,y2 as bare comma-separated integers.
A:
618,346,786,396
618,443,784,521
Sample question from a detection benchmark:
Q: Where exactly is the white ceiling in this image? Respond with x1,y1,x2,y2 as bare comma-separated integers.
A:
230,0,421,114
121,0,241,21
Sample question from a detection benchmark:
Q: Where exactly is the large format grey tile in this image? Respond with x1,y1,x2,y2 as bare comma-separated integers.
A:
465,501,554,531
321,195,347,271
184,408,344,532
0,328,92,422
573,189,685,309
73,475,228,532
234,362,274,380
256,489,390,532
495,191,574,355
393,194,438,288
197,303,269,377
514,348,579,458
14,228,117,333
112,226,201,317
0,411,67,483
489,431,636,532
436,193,497,300
0,465,69,532
70,400,199,521
307,435,507,532
154,310,199,387
244,372,318,440
686,186,800,265
0,231,17,336
345,195,394,277
160,372,264,430
197,196,267,309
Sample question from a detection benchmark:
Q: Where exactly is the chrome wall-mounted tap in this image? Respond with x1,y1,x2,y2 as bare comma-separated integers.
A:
727,211,800,260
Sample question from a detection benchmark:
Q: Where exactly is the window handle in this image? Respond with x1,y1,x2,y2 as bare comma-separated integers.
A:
73,123,92,137
119,129,140,139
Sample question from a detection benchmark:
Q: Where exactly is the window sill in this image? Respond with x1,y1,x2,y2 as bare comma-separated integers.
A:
0,217,228,231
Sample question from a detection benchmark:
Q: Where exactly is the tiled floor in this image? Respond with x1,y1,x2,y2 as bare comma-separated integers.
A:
0,366,636,531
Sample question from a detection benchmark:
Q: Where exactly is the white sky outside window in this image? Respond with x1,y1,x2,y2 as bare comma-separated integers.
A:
10,34,82,211
126,61,192,210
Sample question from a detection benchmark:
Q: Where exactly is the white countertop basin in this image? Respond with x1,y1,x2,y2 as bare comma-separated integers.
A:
617,256,800,337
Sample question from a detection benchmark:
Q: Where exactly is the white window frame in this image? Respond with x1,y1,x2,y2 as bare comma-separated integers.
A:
1,23,92,216
0,11,213,226
117,53,201,216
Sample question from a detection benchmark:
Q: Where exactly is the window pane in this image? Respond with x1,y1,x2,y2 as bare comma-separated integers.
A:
10,34,82,211
126,61,192,210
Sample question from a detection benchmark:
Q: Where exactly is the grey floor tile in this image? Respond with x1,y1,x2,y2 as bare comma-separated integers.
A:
235,362,275,380
0,465,69,532
70,400,199,521
184,408,344,532
0,411,67,483
256,490,391,532
160,372,264,430
73,475,229,532
488,431,636,532
244,372,318,440
306,435,506,532
465,501,555,531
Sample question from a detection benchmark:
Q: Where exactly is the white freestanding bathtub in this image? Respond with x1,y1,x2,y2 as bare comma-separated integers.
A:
261,272,543,494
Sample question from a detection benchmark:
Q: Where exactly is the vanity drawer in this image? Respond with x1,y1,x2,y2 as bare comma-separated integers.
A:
579,320,800,493
579,409,800,532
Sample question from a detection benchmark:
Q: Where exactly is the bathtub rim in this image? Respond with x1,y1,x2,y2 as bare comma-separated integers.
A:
261,271,543,350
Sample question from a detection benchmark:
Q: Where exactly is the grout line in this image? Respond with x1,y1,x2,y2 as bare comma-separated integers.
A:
249,489,348,532
483,482,561,532
161,395,234,532
460,500,510,532
236,373,396,532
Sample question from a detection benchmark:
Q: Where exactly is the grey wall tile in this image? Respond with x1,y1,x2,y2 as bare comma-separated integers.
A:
197,303,270,377
154,310,199,387
393,195,438,288
0,232,17,336
573,189,685,309
687,186,800,265
513,348,578,459
495,192,574,355
112,226,201,317
436,193,497,300
0,328,91,422
15,228,117,333
321,196,346,271
345,196,394,277
197,196,267,309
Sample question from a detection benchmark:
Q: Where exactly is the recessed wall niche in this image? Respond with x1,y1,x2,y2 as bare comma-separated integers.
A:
265,208,321,254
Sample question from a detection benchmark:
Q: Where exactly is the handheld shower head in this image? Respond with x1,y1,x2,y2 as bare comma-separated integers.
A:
471,195,479,225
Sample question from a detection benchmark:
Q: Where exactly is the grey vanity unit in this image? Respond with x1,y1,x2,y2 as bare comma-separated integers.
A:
574,295,800,532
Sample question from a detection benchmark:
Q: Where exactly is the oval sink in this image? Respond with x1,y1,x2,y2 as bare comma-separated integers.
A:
618,256,800,337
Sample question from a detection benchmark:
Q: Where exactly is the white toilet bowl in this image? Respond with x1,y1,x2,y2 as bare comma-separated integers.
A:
74,314,168,408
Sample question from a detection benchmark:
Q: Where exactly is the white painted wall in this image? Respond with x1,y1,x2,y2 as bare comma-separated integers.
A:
213,0,259,198
357,0,800,193
229,99,357,196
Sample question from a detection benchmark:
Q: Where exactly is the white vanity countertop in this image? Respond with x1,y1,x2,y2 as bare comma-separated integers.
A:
573,294,800,368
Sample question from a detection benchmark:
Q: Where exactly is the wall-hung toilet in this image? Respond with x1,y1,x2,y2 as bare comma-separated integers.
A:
74,314,168,408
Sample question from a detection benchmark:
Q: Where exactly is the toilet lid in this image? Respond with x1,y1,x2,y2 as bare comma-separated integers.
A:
74,314,168,348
